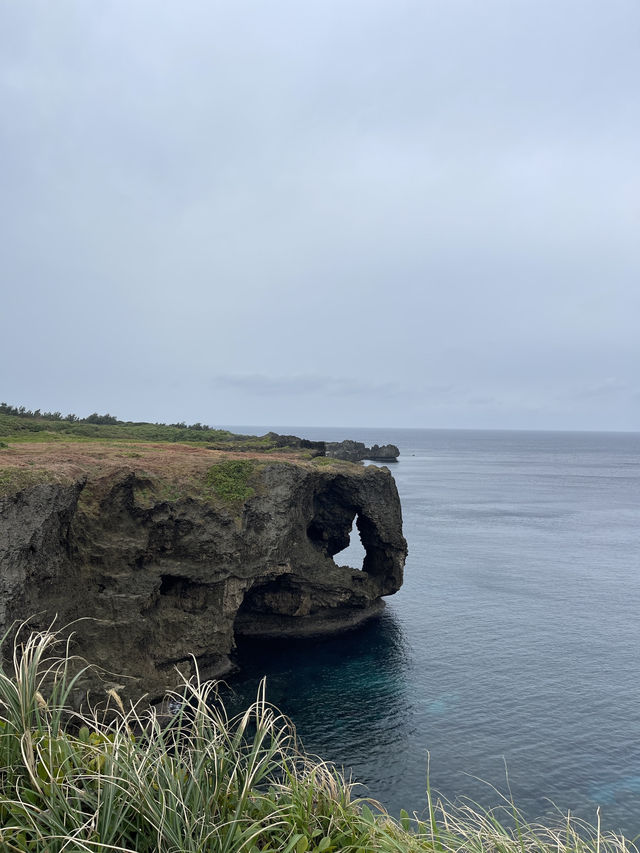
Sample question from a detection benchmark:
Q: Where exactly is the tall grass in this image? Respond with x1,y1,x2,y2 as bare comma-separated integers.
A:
0,626,636,853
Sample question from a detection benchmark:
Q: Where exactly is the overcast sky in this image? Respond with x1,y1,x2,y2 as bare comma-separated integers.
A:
1,1,639,431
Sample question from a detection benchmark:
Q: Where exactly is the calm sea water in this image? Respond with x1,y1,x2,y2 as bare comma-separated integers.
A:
221,427,640,835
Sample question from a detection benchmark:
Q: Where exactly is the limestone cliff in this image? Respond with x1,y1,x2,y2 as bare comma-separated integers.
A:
0,444,407,703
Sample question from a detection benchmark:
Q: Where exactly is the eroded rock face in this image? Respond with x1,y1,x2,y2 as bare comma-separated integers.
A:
0,461,406,702
367,444,400,462
325,440,400,462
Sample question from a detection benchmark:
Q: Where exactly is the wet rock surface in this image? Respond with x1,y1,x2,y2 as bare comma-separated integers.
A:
0,459,406,703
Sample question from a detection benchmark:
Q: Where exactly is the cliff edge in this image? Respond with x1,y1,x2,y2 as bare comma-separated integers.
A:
0,442,407,702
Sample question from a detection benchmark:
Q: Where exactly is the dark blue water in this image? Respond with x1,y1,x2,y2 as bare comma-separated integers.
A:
222,428,640,835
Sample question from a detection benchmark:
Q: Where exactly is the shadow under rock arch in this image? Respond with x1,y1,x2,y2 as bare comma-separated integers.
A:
228,605,412,725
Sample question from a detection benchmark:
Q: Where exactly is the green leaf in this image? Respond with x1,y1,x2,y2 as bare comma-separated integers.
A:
280,835,306,853
20,789,40,807
360,804,375,825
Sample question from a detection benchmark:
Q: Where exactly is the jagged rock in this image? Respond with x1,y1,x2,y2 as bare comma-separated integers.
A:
367,444,400,461
325,440,400,462
0,458,406,703
325,440,368,462
264,433,326,456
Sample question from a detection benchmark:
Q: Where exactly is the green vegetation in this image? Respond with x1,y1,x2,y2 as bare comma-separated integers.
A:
312,456,357,469
205,459,257,506
130,475,191,510
0,468,64,498
0,410,308,455
0,405,328,456
0,410,238,445
0,627,632,852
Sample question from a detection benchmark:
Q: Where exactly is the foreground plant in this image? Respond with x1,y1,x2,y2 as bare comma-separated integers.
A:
0,626,636,853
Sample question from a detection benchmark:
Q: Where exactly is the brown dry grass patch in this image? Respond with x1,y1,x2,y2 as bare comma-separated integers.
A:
0,440,307,479
0,441,365,502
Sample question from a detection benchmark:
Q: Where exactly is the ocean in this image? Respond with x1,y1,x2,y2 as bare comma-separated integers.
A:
221,427,640,835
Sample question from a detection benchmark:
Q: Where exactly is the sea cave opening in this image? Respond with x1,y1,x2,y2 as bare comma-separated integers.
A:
306,503,366,571
305,482,392,579
332,514,366,569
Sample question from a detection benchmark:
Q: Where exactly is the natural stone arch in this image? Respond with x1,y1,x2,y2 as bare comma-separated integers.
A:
305,474,401,588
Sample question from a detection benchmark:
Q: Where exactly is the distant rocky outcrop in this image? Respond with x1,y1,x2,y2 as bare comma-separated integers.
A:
367,443,401,461
0,455,406,704
325,440,400,463
263,432,325,455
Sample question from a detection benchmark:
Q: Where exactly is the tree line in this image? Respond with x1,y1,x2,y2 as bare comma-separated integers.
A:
0,402,212,431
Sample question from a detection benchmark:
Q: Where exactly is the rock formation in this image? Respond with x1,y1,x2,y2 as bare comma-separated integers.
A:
0,454,406,703
367,443,401,461
325,440,400,462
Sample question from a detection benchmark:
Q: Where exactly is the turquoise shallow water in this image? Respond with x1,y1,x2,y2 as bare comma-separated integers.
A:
221,428,640,835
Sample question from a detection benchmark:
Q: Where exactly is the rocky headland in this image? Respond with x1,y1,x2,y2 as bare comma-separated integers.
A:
325,440,400,462
0,438,407,703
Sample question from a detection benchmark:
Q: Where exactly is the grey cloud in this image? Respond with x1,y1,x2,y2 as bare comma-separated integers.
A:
1,1,639,430
467,395,500,408
572,379,630,400
209,374,404,399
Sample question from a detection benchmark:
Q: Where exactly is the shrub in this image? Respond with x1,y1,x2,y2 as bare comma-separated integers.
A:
205,459,256,506
0,626,378,852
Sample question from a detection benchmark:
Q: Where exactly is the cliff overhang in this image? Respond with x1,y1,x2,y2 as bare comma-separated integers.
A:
0,442,407,702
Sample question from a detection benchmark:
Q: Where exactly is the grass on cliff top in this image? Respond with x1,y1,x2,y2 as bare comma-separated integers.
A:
131,460,264,512
0,411,234,443
73,457,268,516
0,412,294,453
204,458,258,506
0,467,71,498
133,459,265,512
0,433,316,502
0,626,635,853
311,455,362,471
